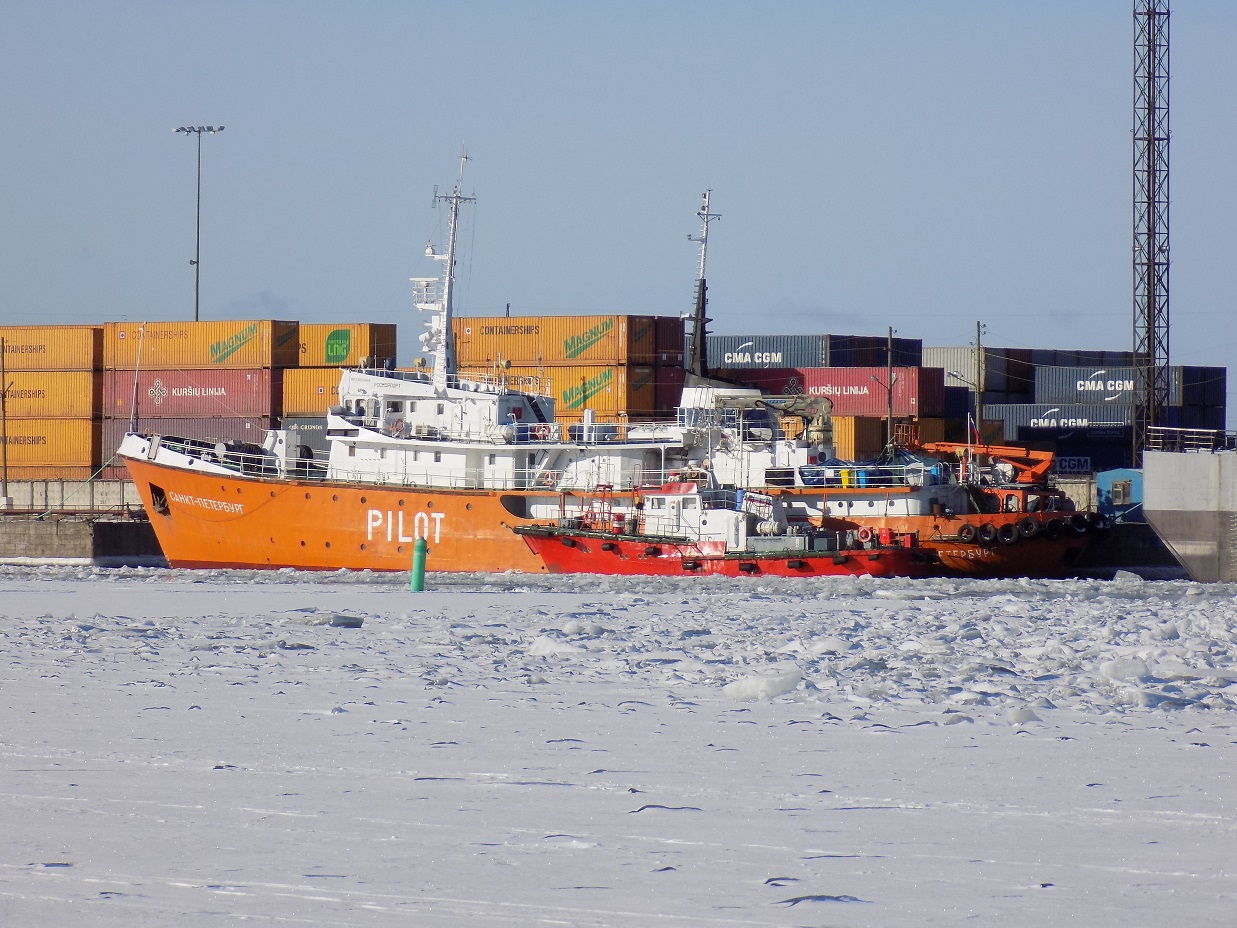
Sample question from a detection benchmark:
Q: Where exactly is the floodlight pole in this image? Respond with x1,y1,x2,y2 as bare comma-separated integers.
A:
174,125,224,321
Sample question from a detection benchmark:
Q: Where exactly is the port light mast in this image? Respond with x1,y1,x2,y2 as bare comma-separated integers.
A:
1133,0,1170,465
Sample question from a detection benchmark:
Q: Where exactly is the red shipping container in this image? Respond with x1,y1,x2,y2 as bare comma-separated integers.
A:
654,364,686,413
717,367,944,418
103,369,279,420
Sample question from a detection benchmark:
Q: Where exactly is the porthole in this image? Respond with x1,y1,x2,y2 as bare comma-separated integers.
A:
397,545,404,553
398,499,405,507
325,542,331,549
300,540,306,547
332,494,339,501
305,492,311,500
360,496,367,504
427,501,434,509
360,543,366,551
466,503,473,511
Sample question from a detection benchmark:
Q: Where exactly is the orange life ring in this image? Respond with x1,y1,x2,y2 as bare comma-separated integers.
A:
857,527,873,543
533,424,552,440
390,418,405,434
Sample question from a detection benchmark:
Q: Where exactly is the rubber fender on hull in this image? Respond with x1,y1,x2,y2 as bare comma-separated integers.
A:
1069,513,1089,536
1018,516,1041,539
1044,518,1064,540
997,522,1019,545
957,523,977,544
978,522,999,545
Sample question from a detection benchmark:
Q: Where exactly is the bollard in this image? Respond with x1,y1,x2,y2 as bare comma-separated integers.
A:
410,537,428,591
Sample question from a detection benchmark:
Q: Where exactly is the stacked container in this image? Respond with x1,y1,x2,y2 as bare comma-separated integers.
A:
280,323,398,454
101,320,299,477
700,332,924,370
0,326,103,479
453,314,685,423
710,366,946,419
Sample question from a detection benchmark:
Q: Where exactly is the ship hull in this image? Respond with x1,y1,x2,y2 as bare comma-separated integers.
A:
516,528,928,578
774,495,1096,579
121,455,551,573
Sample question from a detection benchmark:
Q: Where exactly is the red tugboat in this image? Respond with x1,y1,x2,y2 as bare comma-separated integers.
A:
512,483,931,578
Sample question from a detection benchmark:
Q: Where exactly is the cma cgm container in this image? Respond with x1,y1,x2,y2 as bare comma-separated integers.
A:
298,323,397,367
1033,366,1184,406
984,403,1136,442
457,363,656,419
103,320,300,370
705,334,828,369
102,369,279,419
453,315,658,366
715,367,944,418
282,368,343,416
0,371,101,418
0,418,100,470
0,325,102,371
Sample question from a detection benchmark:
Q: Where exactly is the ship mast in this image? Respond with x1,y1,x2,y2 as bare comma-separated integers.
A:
413,148,475,392
686,190,720,378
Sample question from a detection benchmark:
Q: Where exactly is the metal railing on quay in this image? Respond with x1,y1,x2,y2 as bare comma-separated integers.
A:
1145,426,1237,453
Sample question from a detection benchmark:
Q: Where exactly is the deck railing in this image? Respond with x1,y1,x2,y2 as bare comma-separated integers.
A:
1145,426,1237,453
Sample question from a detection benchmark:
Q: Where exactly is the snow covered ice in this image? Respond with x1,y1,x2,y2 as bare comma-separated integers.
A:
1,567,1235,926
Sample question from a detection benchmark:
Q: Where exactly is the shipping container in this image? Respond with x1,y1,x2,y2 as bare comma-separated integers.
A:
943,385,972,420
942,418,1006,444
0,370,101,418
654,364,686,413
705,334,829,369
655,316,686,362
297,323,397,368
713,367,944,418
1020,429,1135,473
2,465,100,481
280,415,330,454
0,325,102,371
103,416,275,459
846,335,925,369
101,368,279,420
453,315,661,366
832,416,888,461
984,403,1138,442
103,320,300,370
456,363,657,418
0,418,100,468
914,417,946,444
1033,366,1184,406
282,367,343,416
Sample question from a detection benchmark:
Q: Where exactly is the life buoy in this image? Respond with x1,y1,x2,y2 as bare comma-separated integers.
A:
533,424,552,440
1018,516,1041,539
390,418,405,434
978,522,999,545
1044,518,1064,540
997,522,1019,545
957,523,977,544
1069,513,1089,535
857,527,873,543
539,471,558,488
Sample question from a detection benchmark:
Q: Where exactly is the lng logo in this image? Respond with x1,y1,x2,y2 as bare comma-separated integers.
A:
211,322,260,364
563,318,614,359
324,329,352,364
562,369,614,408
148,379,169,406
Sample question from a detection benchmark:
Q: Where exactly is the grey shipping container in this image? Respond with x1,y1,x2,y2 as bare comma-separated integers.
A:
1033,366,1184,406
984,403,1136,442
281,415,330,454
704,334,828,368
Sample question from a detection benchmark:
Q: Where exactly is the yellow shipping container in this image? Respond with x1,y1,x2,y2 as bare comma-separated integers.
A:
453,315,658,367
281,367,343,416
458,363,656,417
0,325,102,371
914,417,946,445
0,418,100,468
0,465,98,481
832,416,887,461
0,371,101,418
298,323,397,367
104,320,300,370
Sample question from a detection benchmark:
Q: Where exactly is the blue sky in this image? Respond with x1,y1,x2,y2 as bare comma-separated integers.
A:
2,1,1235,392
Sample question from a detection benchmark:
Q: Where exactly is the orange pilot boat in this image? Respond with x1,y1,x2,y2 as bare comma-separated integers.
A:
117,158,1104,578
